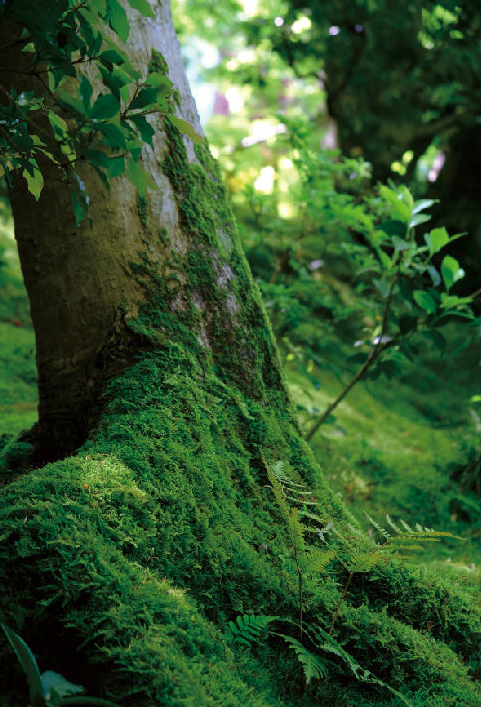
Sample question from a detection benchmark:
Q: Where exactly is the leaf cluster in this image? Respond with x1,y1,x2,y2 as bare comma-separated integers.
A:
0,0,201,219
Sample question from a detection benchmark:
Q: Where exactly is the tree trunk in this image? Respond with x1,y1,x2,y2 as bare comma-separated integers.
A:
3,1,283,459
0,3,479,706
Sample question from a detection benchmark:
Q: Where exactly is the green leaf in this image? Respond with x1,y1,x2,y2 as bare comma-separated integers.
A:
145,72,173,90
413,290,436,314
89,0,108,14
411,198,436,215
227,615,278,646
22,159,44,201
1,624,45,706
409,213,431,228
440,293,473,309
426,264,441,286
127,114,155,145
56,89,84,115
106,0,130,42
169,115,203,144
99,50,126,66
441,255,464,290
96,122,127,151
104,155,125,178
379,185,411,221
424,227,449,254
89,94,120,121
373,277,391,297
83,149,111,170
378,220,407,238
79,76,93,112
48,111,68,140
127,157,156,197
345,551,382,573
126,0,156,17
129,87,159,111
377,251,393,271
276,634,328,684
391,236,412,252
98,66,130,101
41,670,84,700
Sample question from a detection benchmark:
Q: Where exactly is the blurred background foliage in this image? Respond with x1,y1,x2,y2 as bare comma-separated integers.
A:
0,0,479,572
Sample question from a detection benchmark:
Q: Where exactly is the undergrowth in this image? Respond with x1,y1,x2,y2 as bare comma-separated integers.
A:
0,344,479,706
0,227,479,705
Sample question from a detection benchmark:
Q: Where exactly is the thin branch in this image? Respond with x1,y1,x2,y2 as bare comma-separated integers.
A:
305,275,397,442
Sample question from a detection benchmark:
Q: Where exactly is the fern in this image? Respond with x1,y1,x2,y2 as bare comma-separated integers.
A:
287,507,305,557
343,551,383,573
227,614,278,646
269,459,306,489
299,548,336,575
365,512,463,552
302,623,413,706
263,455,290,522
275,633,328,684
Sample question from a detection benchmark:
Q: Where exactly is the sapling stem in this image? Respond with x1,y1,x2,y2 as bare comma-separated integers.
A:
306,276,397,442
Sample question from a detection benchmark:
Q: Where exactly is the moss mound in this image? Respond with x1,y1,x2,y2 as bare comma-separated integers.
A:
0,345,479,706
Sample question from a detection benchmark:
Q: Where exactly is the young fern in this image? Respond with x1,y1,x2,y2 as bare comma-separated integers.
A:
260,455,458,701
263,455,336,645
226,614,279,646
328,513,463,635
274,633,328,684
301,622,413,707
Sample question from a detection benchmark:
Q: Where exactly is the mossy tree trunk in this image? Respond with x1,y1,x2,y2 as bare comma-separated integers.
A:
0,3,479,706
4,1,283,460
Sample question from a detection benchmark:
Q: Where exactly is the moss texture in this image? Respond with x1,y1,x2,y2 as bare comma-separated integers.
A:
0,122,479,706
0,348,479,706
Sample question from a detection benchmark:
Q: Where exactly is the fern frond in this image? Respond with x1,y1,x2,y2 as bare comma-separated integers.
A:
227,614,278,646
387,543,424,553
302,623,413,706
300,549,336,575
385,514,401,534
365,512,391,540
265,462,290,522
266,458,306,488
367,513,463,549
345,552,382,573
298,511,330,526
286,495,319,506
275,634,328,684
288,508,305,557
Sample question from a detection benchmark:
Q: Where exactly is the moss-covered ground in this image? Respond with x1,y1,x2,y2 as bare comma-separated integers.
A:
287,334,480,571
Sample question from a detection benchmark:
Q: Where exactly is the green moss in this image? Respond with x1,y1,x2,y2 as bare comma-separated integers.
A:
0,343,479,705
159,118,285,400
148,48,169,76
136,193,149,228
